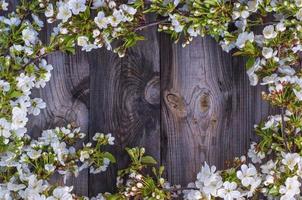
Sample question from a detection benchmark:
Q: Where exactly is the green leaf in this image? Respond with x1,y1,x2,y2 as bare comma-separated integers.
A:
103,152,116,163
268,186,279,196
246,57,255,69
141,156,157,165
233,51,245,56
10,91,22,98
159,166,165,175
106,194,123,200
204,0,218,6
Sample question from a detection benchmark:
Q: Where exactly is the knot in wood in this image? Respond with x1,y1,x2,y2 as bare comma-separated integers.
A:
165,92,187,117
144,76,160,105
199,92,211,113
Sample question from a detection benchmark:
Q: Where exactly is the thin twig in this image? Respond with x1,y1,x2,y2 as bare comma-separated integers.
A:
249,21,279,27
165,187,198,192
281,106,289,151
23,50,58,68
134,18,169,31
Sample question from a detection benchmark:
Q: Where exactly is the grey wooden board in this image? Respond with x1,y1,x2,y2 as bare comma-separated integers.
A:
28,49,90,195
160,35,276,186
87,26,161,195
3,1,275,196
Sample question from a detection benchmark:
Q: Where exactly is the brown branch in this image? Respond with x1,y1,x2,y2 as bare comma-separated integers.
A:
281,107,289,152
165,187,198,192
23,49,59,68
134,18,169,31
249,21,279,27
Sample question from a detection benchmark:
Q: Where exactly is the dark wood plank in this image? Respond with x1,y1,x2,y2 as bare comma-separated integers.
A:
160,35,275,186
5,1,90,196
28,49,90,196
88,27,161,195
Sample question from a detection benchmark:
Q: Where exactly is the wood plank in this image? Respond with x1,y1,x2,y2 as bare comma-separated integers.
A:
88,27,161,195
27,50,90,196
26,22,90,196
160,35,275,186
6,2,90,195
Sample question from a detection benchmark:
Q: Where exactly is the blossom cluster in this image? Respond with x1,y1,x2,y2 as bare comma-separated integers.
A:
0,125,115,199
44,0,143,56
104,147,173,200
184,150,302,200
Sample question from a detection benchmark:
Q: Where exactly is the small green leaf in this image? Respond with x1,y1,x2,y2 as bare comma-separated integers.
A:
159,166,165,175
10,91,22,98
246,57,255,69
268,186,279,196
105,194,122,200
141,156,157,165
103,152,116,163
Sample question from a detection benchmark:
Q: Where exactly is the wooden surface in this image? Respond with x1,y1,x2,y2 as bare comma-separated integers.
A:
19,10,276,198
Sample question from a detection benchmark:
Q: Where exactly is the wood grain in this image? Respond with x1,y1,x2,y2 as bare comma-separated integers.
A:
27,20,90,195
159,35,275,186
88,26,161,196
27,49,90,196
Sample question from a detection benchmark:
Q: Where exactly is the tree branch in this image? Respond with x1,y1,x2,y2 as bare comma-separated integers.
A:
165,187,198,192
281,107,289,151
23,49,59,68
134,18,169,31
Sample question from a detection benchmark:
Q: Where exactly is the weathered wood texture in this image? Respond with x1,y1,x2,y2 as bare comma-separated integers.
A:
87,25,161,195
160,35,276,187
19,8,275,198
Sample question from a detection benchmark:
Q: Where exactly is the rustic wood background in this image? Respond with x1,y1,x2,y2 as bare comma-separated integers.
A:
7,1,277,196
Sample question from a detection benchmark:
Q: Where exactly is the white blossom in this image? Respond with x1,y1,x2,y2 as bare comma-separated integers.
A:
44,164,55,172
236,164,258,187
3,16,21,26
0,0,8,11
28,98,46,116
262,47,274,59
27,149,42,159
11,107,28,130
22,27,38,46
16,73,35,93
235,32,254,48
0,80,10,92
248,142,265,164
45,3,54,17
296,0,302,7
247,1,259,12
94,11,108,29
276,22,286,32
281,153,301,171
57,3,72,22
263,25,277,39
195,162,223,197
92,0,105,9
77,36,89,47
217,182,241,200
296,8,302,21
0,118,11,138
32,14,44,28
68,0,86,15
106,133,115,145
279,176,301,199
